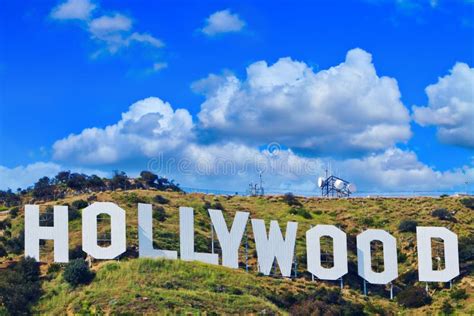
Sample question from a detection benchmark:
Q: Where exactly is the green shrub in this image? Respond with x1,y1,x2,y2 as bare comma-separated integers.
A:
359,217,375,226
69,208,81,221
440,301,453,314
450,288,468,300
47,263,62,275
69,245,87,260
212,201,225,211
0,218,11,230
71,199,88,210
431,208,455,222
4,229,24,254
9,206,19,218
398,219,418,233
152,206,168,222
398,252,408,263
153,195,169,204
63,259,94,286
124,192,147,204
289,207,312,219
0,257,41,315
282,193,302,207
460,197,474,210
396,286,431,308
459,233,474,264
288,288,365,316
203,200,212,209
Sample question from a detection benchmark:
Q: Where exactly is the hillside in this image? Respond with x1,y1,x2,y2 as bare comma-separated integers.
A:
1,189,473,314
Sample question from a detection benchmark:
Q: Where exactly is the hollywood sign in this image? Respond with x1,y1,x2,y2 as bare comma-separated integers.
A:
24,202,460,284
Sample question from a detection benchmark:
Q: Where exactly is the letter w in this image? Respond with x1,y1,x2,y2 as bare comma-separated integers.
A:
251,219,298,277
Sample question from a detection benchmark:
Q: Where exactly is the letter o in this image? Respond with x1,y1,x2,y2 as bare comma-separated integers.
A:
357,229,398,284
306,225,348,280
82,202,126,259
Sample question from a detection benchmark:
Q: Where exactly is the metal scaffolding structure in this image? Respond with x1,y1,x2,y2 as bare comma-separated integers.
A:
247,171,265,196
320,175,353,197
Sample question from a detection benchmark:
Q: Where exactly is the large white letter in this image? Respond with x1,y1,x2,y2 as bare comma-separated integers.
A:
357,229,398,284
180,207,218,265
25,205,69,263
138,203,177,259
208,209,249,268
82,202,126,259
417,227,459,282
306,225,348,280
251,219,298,277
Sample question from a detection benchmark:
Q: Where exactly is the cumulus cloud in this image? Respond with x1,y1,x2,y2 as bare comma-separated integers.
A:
46,49,472,194
195,48,411,155
50,0,164,57
53,97,193,164
202,9,245,36
88,13,132,34
340,148,474,192
50,0,96,20
413,62,474,148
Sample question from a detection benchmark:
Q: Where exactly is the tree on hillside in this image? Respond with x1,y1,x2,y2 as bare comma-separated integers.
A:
0,257,41,315
67,173,88,191
33,177,55,200
87,175,106,191
111,170,130,190
54,170,71,184
139,171,158,188
0,189,21,207
156,176,181,192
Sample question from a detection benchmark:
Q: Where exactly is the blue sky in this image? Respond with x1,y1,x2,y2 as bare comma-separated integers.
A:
0,0,473,193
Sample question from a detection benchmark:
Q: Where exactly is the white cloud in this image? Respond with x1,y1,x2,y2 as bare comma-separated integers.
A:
413,62,474,149
0,162,110,190
89,13,132,34
154,143,473,193
50,0,96,21
87,13,133,54
202,9,245,36
87,14,164,55
44,49,472,194
195,48,411,155
129,32,164,48
152,62,168,72
0,162,62,190
51,0,164,57
53,97,194,164
340,148,474,192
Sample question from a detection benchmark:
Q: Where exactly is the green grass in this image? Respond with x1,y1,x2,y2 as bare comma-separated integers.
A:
36,259,290,314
